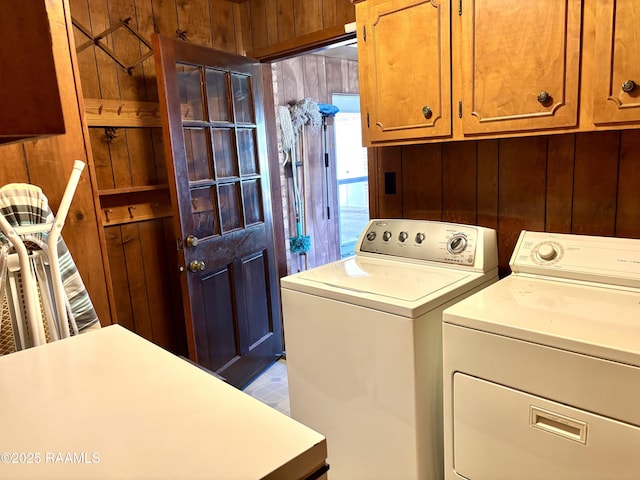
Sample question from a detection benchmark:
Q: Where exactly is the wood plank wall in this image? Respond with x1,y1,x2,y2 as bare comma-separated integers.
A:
371,131,640,276
244,0,355,51
273,54,359,272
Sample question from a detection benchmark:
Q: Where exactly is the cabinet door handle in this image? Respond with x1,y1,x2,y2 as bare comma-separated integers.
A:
622,80,636,93
422,105,432,119
537,91,551,105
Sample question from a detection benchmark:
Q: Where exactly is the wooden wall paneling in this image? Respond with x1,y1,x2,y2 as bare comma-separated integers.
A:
121,223,154,340
545,134,575,234
402,144,442,220
0,145,28,183
616,130,640,239
261,64,288,280
132,0,158,101
334,0,356,27
374,146,402,218
210,0,239,54
176,0,213,47
476,139,499,231
301,56,326,268
150,0,179,38
104,225,135,331
70,0,101,99
572,132,620,236
127,129,160,186
441,141,477,225
294,0,323,36
347,57,359,94
87,0,121,99
279,57,305,272
276,0,296,43
264,0,279,45
151,128,169,184
497,137,547,274
138,219,179,350
234,1,252,55
324,57,344,97
107,0,149,100
249,0,269,50
89,128,115,190
109,130,136,188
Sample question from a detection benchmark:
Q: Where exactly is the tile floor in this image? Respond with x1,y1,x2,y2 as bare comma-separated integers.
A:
243,358,290,416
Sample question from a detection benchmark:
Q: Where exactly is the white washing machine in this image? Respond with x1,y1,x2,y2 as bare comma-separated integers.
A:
443,230,640,480
281,219,498,480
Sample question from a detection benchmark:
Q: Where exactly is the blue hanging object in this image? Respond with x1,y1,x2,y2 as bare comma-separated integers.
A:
318,103,339,117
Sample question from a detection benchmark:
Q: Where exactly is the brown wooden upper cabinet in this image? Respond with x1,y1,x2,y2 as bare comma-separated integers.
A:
0,1,65,146
356,0,452,144
460,0,581,135
593,0,640,126
356,0,585,146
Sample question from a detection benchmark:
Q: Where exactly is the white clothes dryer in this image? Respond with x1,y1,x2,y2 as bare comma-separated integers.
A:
281,219,498,480
443,230,640,480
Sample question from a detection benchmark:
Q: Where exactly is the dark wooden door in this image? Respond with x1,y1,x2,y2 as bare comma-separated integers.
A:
153,35,282,388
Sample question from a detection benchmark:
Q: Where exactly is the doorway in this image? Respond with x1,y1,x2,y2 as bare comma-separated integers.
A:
271,47,366,273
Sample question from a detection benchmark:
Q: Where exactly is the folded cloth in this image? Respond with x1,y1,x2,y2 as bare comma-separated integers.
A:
0,183,99,332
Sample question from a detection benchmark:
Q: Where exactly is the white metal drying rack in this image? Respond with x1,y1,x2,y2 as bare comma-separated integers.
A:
0,160,85,349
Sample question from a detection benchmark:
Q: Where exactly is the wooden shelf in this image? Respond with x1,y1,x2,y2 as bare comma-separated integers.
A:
98,185,170,197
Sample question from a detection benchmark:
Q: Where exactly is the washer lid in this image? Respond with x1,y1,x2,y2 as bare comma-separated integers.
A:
299,256,469,301
443,275,640,367
282,256,493,318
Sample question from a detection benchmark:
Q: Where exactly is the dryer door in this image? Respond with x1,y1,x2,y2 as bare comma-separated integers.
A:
453,373,640,479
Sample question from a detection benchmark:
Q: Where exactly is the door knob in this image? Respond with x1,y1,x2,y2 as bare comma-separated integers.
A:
622,80,636,93
189,260,205,272
422,105,432,119
185,235,199,247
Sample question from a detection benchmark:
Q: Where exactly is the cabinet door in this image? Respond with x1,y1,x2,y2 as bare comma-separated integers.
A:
357,0,451,145
593,0,640,126
460,0,581,135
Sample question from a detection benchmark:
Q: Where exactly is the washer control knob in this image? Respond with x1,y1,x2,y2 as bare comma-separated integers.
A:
415,233,425,244
383,231,392,241
366,231,377,242
399,231,408,242
537,243,558,261
447,234,467,254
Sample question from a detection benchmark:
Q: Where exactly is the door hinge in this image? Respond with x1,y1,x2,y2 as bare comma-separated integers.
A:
367,112,370,128
363,25,366,42
458,0,462,15
458,101,463,118
176,238,184,250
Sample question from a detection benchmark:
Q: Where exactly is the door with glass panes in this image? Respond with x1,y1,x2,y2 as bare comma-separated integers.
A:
153,35,282,388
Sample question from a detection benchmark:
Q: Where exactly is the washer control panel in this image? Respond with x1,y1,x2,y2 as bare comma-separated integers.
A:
510,230,640,288
357,219,497,270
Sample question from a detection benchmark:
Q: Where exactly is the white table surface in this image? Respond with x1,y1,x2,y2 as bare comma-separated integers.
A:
0,324,326,479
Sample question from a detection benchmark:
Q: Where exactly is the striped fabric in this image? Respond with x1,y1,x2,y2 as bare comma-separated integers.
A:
0,183,99,332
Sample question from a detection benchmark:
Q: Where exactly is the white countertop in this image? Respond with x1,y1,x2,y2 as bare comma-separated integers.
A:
0,325,326,479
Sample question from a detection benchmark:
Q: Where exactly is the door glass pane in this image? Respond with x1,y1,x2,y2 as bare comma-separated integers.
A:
184,128,212,181
242,179,263,225
219,182,242,232
237,128,258,176
190,187,218,238
205,68,230,122
231,73,254,124
212,129,237,179
177,63,203,121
